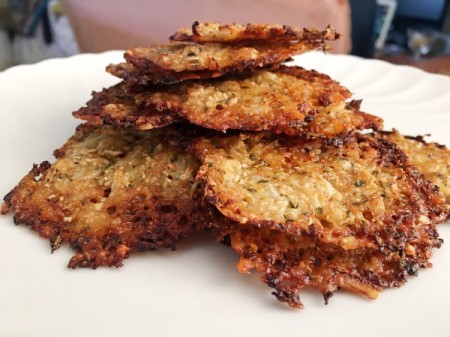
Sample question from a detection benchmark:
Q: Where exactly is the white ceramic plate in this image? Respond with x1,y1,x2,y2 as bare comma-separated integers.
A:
1,52,449,337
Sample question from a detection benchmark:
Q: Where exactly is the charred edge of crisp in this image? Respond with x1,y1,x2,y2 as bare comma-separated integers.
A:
184,113,313,134
67,217,195,269
10,199,198,269
53,124,95,159
133,69,351,134
379,129,448,150
270,288,303,309
357,111,384,131
112,57,286,86
72,111,103,126
278,66,344,87
106,63,142,85
171,23,339,43
1,193,13,214
195,135,444,247
404,135,448,150
110,114,179,130
76,109,181,130
200,179,338,240
263,259,395,308
230,229,435,308
5,161,53,198
191,20,201,36
73,83,128,110
346,100,384,131
361,134,447,222
71,84,184,130
5,163,66,248
72,83,134,117
229,212,440,256
165,123,224,150
277,65,352,98
321,130,357,147
5,149,204,269
373,130,449,219
358,133,409,167
193,161,318,240
121,40,338,85
369,134,443,194
123,37,330,74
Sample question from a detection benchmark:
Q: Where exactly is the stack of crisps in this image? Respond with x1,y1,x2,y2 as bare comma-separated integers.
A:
3,22,449,308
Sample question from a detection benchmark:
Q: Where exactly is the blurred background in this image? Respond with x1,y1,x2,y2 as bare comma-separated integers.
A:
0,0,449,74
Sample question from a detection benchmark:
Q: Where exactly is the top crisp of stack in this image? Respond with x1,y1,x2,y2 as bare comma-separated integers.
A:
2,22,449,309
75,22,382,141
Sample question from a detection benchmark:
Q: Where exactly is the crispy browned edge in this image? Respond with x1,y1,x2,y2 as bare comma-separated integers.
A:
376,129,450,219
213,221,441,308
72,82,182,129
136,66,383,140
189,132,445,308
191,132,446,242
170,22,340,43
377,129,449,151
1,125,219,268
115,36,332,85
190,134,444,308
319,100,383,147
106,62,282,86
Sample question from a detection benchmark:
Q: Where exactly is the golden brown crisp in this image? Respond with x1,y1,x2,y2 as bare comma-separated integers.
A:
110,33,335,85
378,129,450,215
136,66,382,138
107,62,280,86
213,223,441,309
1,125,213,268
306,100,383,145
170,22,339,43
72,82,181,130
196,132,445,308
193,132,446,251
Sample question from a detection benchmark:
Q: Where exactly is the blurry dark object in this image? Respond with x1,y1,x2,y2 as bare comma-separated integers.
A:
374,0,450,76
1,0,40,35
349,0,377,57
430,35,448,56
395,0,449,31
407,28,439,60
0,0,53,43
377,0,450,61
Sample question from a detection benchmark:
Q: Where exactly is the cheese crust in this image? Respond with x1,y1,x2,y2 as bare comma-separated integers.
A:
2,125,212,268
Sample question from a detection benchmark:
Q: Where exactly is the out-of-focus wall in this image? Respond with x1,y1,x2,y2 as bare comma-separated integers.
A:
61,0,351,53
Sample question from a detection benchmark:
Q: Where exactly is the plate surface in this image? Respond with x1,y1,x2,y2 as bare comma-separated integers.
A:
0,51,449,337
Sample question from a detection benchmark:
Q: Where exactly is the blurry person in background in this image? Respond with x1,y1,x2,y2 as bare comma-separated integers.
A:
61,0,352,54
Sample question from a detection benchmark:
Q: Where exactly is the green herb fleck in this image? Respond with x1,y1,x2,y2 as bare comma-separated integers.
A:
51,235,62,252
288,198,298,209
257,179,269,183
284,214,294,222
316,207,323,214
247,188,257,193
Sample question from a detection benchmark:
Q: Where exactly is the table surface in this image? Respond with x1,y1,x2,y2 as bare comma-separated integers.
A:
379,54,450,75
